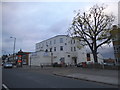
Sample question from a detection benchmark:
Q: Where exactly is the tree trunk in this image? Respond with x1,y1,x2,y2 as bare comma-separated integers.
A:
92,49,98,64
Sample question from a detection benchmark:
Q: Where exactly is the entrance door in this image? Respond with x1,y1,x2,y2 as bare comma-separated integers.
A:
72,57,77,65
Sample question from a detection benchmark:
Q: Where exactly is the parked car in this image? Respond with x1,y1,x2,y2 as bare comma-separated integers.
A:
3,62,13,68
76,63,83,67
103,63,115,66
52,62,62,67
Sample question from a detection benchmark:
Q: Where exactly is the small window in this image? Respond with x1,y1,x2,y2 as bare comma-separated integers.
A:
54,39,56,44
68,55,70,57
45,49,48,52
71,40,72,44
50,48,52,52
71,47,73,51
60,38,63,43
74,40,75,44
50,41,52,45
42,43,44,47
74,47,76,51
54,47,56,51
60,46,63,51
114,47,116,50
87,53,91,61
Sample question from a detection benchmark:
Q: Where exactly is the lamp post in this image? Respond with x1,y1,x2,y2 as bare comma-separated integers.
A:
10,37,16,64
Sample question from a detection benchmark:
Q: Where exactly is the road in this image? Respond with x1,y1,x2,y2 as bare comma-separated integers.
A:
2,67,118,88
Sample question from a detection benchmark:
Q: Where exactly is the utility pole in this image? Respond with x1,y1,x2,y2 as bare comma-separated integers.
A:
10,37,16,64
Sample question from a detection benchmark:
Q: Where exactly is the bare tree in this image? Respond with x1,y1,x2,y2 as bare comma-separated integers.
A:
68,4,115,63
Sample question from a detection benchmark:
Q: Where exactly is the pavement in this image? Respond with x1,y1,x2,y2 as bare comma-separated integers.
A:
19,65,119,86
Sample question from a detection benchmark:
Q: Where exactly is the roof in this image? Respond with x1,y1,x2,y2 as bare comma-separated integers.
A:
36,35,69,44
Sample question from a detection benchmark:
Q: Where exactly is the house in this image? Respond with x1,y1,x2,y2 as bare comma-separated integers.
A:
7,49,31,65
29,35,103,66
110,25,120,65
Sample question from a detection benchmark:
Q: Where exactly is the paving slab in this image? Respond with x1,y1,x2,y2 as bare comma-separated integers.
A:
66,73,119,85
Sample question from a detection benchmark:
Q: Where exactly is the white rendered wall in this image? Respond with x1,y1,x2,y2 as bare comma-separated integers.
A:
30,35,103,66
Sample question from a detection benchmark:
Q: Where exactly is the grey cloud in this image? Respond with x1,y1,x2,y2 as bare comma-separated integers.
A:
2,2,118,56
98,46,115,59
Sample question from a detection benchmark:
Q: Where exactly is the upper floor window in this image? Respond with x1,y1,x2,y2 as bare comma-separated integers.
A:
50,41,52,45
54,39,56,44
54,47,56,51
46,42,48,47
50,48,52,52
42,43,44,47
74,47,76,51
60,38,63,43
60,46,63,51
74,39,75,44
71,40,72,44
71,47,73,51
36,44,39,49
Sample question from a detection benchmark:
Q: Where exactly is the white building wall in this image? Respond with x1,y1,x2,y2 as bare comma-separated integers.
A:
29,35,103,66
77,49,86,63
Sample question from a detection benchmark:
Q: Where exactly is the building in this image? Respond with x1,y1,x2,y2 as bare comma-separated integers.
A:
110,25,120,65
104,58,115,64
118,1,120,27
16,49,31,65
29,35,103,66
7,49,31,65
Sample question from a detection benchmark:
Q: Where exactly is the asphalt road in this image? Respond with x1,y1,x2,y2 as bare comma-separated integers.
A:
2,67,118,88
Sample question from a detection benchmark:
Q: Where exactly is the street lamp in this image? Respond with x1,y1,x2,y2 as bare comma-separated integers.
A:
10,37,16,63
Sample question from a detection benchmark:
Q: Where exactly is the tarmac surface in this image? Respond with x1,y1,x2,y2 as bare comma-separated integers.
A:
18,65,119,87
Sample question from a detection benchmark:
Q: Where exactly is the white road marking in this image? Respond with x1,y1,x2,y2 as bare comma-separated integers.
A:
2,84,9,90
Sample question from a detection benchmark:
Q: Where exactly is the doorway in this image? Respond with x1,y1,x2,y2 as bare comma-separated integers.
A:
72,57,77,65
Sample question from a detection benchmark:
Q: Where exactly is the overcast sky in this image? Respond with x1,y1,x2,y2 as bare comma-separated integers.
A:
1,0,119,59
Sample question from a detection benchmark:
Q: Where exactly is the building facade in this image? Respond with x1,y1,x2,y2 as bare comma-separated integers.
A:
7,49,31,65
110,25,120,65
29,35,103,66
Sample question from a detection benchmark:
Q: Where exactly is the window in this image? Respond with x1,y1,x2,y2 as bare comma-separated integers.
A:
54,39,56,44
87,53,91,61
39,44,41,48
46,42,48,46
68,55,70,57
45,49,48,52
74,40,75,44
114,47,116,50
36,44,39,49
60,46,63,51
60,38,63,43
50,41,52,45
74,47,76,51
42,43,44,47
71,47,73,51
71,40,72,44
116,48,118,53
54,47,56,51
50,48,52,52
